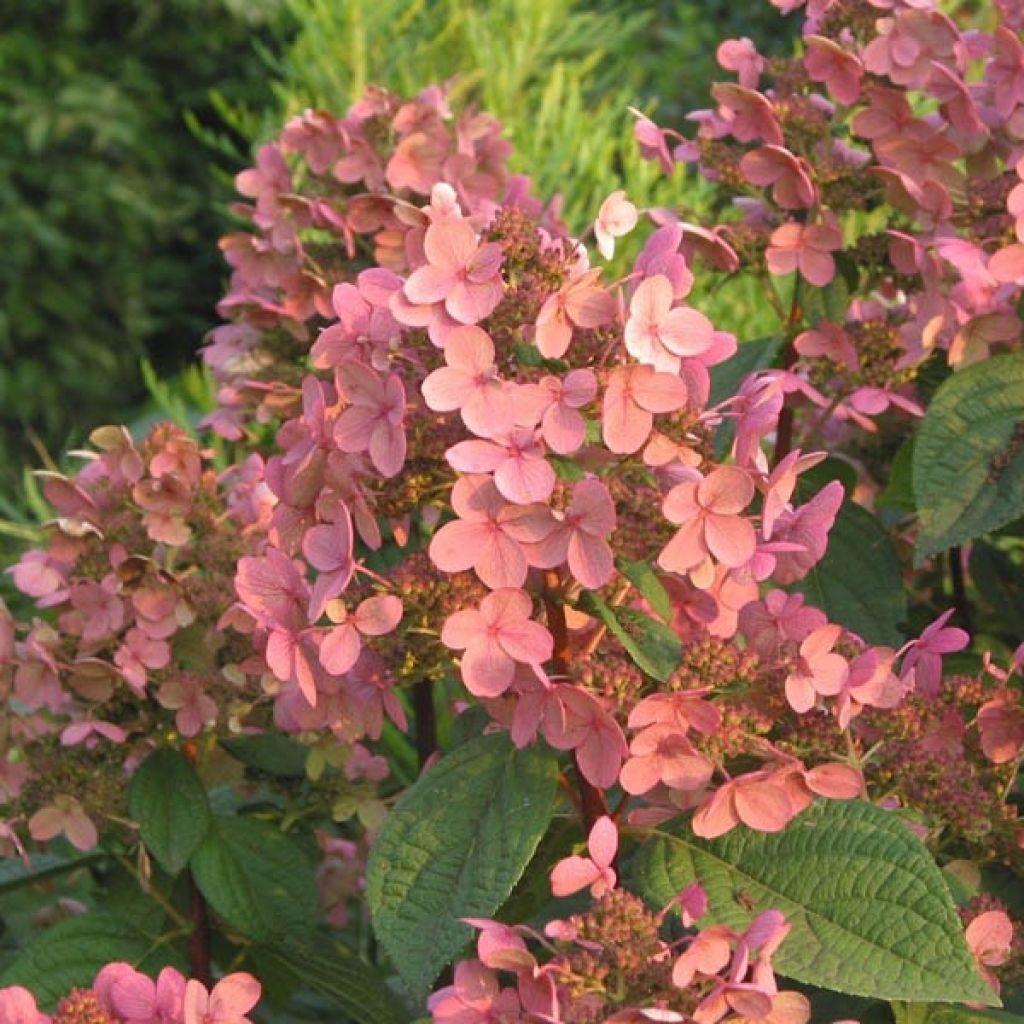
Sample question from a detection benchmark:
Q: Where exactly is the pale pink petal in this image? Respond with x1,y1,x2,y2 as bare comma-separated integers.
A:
494,455,556,505
429,519,490,574
320,623,362,674
804,763,862,799
208,973,261,1020
497,620,553,666
734,781,793,832
703,514,757,567
550,855,601,897
461,643,516,697
353,594,403,635
588,815,618,867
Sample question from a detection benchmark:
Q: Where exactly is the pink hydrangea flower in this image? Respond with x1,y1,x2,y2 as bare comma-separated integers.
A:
302,506,355,622
620,723,714,795
28,795,98,851
157,675,218,737
0,987,49,1024
334,363,407,478
977,690,1024,764
711,84,783,146
535,269,616,359
319,594,403,674
550,815,618,897
900,609,969,696
784,625,848,713
421,325,515,439
625,275,715,373
716,37,764,88
94,963,186,1024
441,588,553,697
602,364,689,454
803,35,864,105
739,146,817,209
428,474,535,589
527,369,598,455
428,960,522,1023
445,430,555,506
520,477,616,590
658,467,757,586
403,217,504,325
766,218,843,286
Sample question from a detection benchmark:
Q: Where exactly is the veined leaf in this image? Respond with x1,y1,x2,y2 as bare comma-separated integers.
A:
190,815,318,943
631,800,995,1005
579,591,681,681
367,733,558,999
128,747,211,875
914,353,1024,561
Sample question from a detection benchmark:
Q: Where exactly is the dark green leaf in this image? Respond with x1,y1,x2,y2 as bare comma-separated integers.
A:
879,437,917,513
0,852,105,896
631,800,995,1004
792,496,906,646
914,353,1024,561
578,591,681,681
367,733,558,999
255,939,411,1024
220,735,308,778
709,334,784,407
128,747,211,876
190,815,318,942
0,913,184,1010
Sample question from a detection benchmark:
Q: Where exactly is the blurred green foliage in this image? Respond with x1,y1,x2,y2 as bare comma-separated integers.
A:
0,0,282,489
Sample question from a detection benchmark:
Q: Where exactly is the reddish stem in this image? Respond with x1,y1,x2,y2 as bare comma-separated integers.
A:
542,571,609,829
187,870,212,986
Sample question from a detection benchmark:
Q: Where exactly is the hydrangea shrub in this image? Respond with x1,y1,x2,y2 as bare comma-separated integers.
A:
2,0,1024,1021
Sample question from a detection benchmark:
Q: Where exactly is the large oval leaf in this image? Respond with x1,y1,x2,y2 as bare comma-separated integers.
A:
0,913,184,1010
190,815,318,943
367,733,558,999
792,497,906,646
631,800,995,1005
914,352,1024,561
128,747,211,875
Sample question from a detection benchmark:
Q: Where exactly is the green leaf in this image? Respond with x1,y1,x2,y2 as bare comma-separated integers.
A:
0,851,105,895
924,1009,1024,1024
631,800,996,1005
618,557,672,621
189,815,319,943
792,496,906,646
220,734,308,778
710,334,784,408
255,940,411,1024
128,747,211,875
578,591,681,681
367,733,558,999
879,437,917,514
799,270,851,327
914,352,1024,561
0,913,183,1010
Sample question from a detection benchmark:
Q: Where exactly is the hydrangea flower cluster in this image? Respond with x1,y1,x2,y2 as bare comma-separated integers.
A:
2,0,1022,1016
635,0,1024,452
